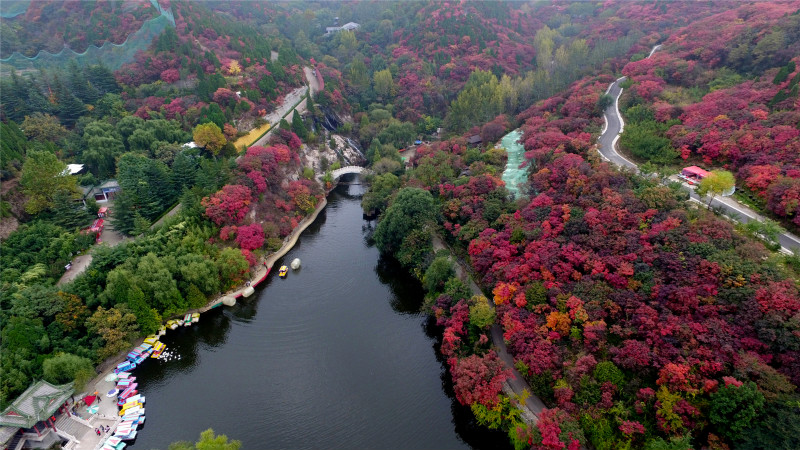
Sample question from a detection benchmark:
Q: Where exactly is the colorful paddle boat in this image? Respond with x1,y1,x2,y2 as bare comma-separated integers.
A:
151,341,166,358
279,265,288,278
114,362,135,374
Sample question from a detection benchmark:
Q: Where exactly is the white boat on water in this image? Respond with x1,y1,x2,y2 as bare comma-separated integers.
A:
291,258,301,269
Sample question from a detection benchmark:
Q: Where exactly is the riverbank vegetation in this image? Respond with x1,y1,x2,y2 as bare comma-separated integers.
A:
361,4,800,447
0,0,319,408
371,69,800,450
167,428,241,450
2,1,800,449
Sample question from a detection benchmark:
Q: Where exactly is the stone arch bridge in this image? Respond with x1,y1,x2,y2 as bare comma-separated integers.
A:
331,165,372,180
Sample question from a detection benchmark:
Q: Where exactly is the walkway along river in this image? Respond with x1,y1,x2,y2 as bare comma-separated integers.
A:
127,181,510,450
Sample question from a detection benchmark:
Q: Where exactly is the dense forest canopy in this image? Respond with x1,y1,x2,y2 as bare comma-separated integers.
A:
2,1,800,450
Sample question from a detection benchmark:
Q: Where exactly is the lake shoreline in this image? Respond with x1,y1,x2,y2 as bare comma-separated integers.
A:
84,184,334,412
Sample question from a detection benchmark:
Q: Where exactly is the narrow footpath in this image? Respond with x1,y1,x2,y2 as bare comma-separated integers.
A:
597,45,800,253
431,236,545,425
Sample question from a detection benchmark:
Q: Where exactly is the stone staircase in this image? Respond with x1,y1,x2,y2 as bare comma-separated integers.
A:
55,414,92,443
7,433,23,450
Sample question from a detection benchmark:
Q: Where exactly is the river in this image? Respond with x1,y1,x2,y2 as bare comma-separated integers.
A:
500,130,526,198
128,181,510,450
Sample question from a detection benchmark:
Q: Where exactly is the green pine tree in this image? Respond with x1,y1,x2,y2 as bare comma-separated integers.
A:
291,109,308,139
48,191,91,230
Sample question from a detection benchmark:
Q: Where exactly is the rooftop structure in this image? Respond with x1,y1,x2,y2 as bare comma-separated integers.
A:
467,134,483,145
81,179,120,203
65,164,85,175
326,22,360,34
679,166,710,186
681,166,710,179
0,380,74,428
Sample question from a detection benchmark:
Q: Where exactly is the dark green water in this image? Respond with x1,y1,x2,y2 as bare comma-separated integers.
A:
128,182,510,450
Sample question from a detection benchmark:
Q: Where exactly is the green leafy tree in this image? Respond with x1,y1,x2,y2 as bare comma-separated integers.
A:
136,252,184,315
47,190,91,230
177,253,220,296
740,218,784,251
86,306,139,361
594,361,625,386
168,428,241,450
132,213,151,236
110,191,138,236
20,150,79,215
423,255,455,294
117,152,176,222
9,284,63,321
362,173,400,215
95,93,126,119
172,151,199,190
1,121,28,171
644,435,693,450
21,113,67,143
186,284,208,309
217,248,249,289
373,69,395,99
126,285,161,335
374,187,438,254
445,70,503,133
193,123,226,157
709,381,765,441
52,75,86,126
619,120,677,165
42,353,94,391
469,295,496,329
83,120,126,178
698,170,735,207
736,395,800,450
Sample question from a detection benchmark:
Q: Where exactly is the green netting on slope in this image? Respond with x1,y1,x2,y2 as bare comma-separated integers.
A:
0,0,30,18
500,129,528,199
0,0,174,73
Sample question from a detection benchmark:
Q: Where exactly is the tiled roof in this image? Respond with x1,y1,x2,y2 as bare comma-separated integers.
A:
0,426,17,445
0,381,73,428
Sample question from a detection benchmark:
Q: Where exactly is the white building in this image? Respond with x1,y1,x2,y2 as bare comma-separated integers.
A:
326,22,360,34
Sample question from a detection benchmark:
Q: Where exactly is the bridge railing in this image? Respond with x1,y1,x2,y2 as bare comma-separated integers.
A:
331,166,371,179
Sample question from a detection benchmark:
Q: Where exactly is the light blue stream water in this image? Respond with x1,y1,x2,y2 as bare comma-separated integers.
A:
500,130,527,199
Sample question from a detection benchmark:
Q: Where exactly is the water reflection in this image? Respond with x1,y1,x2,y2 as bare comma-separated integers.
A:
128,182,508,450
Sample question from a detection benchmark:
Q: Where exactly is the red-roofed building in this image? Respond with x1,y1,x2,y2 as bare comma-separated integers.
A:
680,166,710,185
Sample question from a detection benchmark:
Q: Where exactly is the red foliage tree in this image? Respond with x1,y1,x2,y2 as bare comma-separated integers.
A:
201,185,252,226
449,351,511,407
160,68,180,83
235,223,265,251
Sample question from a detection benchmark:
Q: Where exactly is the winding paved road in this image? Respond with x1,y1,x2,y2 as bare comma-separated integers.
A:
597,45,800,253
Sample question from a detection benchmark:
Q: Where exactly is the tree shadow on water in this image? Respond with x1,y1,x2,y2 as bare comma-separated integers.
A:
423,316,514,450
374,253,425,314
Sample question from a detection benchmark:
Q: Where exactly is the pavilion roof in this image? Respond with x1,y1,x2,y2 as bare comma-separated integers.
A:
682,166,710,178
0,381,73,428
